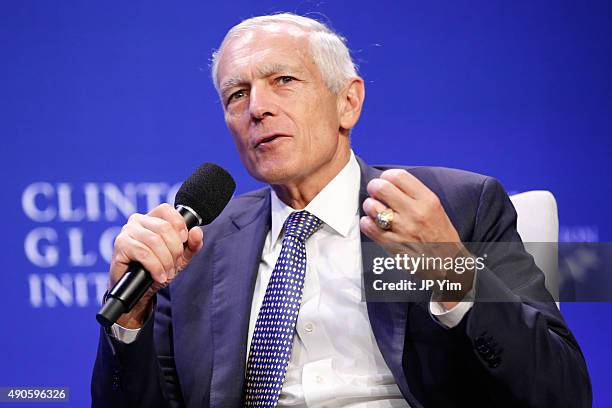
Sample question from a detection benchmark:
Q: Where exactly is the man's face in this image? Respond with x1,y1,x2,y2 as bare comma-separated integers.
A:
216,26,347,186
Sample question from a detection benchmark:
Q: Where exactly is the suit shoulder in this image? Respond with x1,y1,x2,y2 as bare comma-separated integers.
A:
375,164,493,192
202,186,269,235
412,165,489,185
226,186,269,208
373,165,511,239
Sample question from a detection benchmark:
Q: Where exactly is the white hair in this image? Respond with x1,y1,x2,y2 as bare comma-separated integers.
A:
211,13,359,94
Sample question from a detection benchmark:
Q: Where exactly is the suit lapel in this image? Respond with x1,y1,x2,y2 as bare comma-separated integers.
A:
209,191,271,408
356,156,419,406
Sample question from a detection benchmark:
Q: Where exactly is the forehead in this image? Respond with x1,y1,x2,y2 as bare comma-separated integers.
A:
216,26,317,85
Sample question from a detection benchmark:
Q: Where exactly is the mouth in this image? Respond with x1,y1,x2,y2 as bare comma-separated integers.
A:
253,134,289,149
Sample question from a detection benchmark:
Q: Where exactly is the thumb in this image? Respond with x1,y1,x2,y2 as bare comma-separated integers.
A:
178,227,204,270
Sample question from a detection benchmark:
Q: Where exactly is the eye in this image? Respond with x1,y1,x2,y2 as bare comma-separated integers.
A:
227,89,248,104
276,76,296,85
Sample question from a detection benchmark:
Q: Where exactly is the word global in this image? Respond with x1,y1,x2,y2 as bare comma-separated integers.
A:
24,226,120,268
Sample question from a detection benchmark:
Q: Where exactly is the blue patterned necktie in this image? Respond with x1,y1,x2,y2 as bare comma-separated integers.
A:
244,210,322,407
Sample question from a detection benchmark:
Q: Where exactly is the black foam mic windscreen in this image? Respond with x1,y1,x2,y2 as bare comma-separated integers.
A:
175,163,236,225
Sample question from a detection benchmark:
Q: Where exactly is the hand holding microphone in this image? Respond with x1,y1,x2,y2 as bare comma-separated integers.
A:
96,163,235,328
104,204,203,329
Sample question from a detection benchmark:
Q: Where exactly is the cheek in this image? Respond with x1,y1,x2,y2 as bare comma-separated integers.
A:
309,107,340,143
225,116,250,152
310,95,340,130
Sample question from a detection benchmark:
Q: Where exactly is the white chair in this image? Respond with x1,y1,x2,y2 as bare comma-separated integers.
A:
509,191,559,304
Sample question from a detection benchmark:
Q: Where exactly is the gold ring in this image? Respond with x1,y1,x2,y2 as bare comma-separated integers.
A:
375,208,394,231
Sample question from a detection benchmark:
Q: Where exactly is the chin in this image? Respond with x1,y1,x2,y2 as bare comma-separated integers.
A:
252,170,291,185
250,165,296,185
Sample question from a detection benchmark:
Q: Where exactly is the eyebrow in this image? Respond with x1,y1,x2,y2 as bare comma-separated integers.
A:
220,63,300,93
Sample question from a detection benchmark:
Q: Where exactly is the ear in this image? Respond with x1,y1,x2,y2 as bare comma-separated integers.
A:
337,77,365,132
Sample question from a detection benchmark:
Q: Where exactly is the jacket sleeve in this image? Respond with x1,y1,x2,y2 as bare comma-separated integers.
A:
459,177,591,407
91,287,185,408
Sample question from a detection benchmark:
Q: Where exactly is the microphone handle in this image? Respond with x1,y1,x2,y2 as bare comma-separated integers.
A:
96,206,201,328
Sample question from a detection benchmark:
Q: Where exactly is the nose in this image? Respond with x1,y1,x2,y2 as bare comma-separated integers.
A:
249,84,276,121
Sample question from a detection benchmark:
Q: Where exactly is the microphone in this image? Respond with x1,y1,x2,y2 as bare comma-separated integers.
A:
96,163,236,328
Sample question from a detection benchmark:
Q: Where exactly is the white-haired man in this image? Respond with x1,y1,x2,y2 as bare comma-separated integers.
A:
92,13,591,407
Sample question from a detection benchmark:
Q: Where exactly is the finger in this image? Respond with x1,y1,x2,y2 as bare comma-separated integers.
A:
359,215,395,244
360,217,419,261
181,227,204,266
366,178,412,213
112,234,169,285
362,197,389,220
148,203,189,242
380,169,431,199
137,215,184,263
126,225,177,280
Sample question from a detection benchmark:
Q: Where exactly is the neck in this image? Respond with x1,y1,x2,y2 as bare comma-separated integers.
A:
272,148,351,209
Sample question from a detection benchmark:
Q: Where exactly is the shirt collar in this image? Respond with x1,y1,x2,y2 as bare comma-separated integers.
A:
270,150,361,243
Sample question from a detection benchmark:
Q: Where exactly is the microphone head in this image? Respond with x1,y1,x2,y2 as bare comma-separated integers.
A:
174,163,236,225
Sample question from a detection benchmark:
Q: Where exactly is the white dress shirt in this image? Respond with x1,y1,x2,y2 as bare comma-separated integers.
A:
111,151,473,407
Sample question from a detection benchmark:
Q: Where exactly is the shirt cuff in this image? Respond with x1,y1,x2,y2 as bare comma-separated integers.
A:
102,288,153,344
429,269,478,328
430,299,474,328
109,324,141,344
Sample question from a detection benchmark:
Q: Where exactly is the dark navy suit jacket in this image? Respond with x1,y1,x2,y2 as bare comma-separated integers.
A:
92,157,591,407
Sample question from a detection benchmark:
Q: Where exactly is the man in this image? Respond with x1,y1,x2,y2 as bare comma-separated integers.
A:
92,13,591,407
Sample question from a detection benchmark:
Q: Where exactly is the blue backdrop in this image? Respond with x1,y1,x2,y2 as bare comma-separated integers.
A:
2,1,611,406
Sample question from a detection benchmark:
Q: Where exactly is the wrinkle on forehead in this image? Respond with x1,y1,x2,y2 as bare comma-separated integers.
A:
221,63,298,90
217,28,314,93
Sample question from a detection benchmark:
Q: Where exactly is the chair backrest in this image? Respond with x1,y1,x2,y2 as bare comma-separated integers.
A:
509,191,559,303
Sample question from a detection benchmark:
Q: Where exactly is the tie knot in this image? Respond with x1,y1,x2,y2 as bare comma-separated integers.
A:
283,210,322,241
